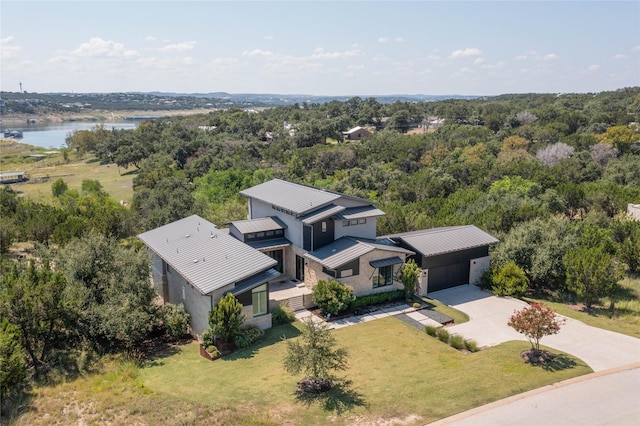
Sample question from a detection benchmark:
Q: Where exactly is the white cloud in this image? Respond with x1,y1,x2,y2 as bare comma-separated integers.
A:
144,36,157,42
311,47,362,59
242,49,275,58
543,53,558,61
378,37,389,43
632,45,640,52
70,37,138,58
263,35,274,40
587,64,600,71
160,41,196,52
394,37,404,43
1,36,21,60
474,58,485,65
613,54,627,59
450,48,482,58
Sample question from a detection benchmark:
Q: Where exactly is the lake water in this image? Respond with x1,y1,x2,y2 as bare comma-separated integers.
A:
2,121,138,149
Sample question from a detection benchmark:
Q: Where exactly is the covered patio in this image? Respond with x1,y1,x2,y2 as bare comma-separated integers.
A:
269,276,313,311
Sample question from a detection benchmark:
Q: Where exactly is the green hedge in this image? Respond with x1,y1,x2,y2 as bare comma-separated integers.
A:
352,290,405,308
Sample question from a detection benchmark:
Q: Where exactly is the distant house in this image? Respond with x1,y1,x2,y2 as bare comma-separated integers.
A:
138,179,497,338
628,204,640,221
0,171,26,184
342,126,372,141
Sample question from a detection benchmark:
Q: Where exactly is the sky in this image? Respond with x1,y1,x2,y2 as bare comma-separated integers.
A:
1,1,639,96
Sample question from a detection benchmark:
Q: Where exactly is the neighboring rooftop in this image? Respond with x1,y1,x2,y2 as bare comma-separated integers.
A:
240,179,374,216
387,225,499,257
138,215,276,295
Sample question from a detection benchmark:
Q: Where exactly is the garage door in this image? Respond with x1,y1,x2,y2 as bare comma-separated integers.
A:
427,261,470,293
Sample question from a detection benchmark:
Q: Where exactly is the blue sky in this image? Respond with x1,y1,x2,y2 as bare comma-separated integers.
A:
1,1,639,96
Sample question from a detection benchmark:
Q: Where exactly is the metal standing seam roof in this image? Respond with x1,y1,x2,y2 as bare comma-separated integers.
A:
301,204,346,225
138,215,276,295
305,237,414,269
239,179,376,216
231,216,287,234
333,206,386,220
392,225,499,257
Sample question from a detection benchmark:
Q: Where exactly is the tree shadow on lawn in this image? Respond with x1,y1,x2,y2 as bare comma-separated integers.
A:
526,352,578,372
226,323,302,361
294,378,369,415
141,336,188,367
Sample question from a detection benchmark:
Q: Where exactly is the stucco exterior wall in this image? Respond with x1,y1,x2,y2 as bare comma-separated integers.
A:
469,255,491,285
249,198,305,247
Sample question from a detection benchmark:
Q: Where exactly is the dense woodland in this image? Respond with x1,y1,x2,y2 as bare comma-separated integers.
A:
2,88,640,411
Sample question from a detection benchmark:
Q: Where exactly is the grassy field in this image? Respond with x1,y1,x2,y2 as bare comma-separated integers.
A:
528,272,640,339
13,317,590,425
1,139,135,204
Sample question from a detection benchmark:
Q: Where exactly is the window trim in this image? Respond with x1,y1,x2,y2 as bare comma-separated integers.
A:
252,283,268,316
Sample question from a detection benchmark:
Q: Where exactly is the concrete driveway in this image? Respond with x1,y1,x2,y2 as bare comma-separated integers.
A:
429,285,640,372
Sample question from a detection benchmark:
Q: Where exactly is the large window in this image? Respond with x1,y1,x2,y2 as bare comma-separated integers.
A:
252,284,268,316
266,249,283,272
372,265,394,288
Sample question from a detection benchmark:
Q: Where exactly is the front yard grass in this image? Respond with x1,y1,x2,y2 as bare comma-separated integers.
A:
527,272,640,339
137,317,590,425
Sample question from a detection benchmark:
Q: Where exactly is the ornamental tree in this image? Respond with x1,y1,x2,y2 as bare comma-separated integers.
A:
399,259,421,301
508,302,564,356
208,293,245,344
283,318,348,392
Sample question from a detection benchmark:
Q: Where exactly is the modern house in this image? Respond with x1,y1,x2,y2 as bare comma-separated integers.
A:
342,126,372,141
138,179,497,337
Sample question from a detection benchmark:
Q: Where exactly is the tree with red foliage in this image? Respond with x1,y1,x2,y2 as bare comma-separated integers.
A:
508,302,564,356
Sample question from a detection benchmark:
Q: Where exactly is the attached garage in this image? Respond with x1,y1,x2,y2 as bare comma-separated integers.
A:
427,261,470,292
387,225,499,295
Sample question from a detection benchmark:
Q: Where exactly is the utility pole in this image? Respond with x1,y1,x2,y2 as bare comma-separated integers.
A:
19,82,23,93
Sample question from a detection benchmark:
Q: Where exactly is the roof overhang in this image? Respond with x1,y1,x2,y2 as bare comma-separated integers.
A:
228,268,281,296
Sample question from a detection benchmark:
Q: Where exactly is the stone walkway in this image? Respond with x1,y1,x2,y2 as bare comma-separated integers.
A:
294,304,442,330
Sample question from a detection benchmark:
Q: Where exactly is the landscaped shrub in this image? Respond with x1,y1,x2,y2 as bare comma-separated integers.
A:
436,328,450,343
464,339,479,352
159,303,191,340
201,328,215,348
271,305,296,326
312,279,355,316
425,325,437,337
491,261,529,297
234,325,265,349
412,302,421,309
352,290,405,308
205,345,221,357
449,334,465,350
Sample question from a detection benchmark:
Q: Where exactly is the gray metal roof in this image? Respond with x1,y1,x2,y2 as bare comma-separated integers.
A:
301,204,346,225
138,215,276,295
305,237,413,269
333,206,386,220
231,217,286,234
246,237,291,250
390,225,499,257
240,179,374,216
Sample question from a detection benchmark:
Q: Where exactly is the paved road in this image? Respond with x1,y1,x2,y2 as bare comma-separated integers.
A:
429,285,640,372
432,364,640,426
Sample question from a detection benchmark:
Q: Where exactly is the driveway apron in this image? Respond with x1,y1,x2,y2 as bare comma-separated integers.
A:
429,285,640,372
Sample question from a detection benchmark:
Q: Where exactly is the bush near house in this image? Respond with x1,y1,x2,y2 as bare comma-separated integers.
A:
271,305,296,326
352,289,405,309
312,279,355,316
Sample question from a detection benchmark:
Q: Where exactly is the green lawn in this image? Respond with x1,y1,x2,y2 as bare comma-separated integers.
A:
2,140,135,204
527,272,640,339
139,317,591,425
419,296,470,324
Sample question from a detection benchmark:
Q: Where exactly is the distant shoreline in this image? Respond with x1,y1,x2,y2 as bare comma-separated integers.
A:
0,109,213,127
